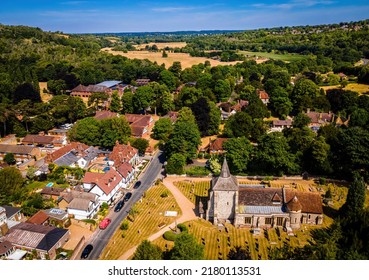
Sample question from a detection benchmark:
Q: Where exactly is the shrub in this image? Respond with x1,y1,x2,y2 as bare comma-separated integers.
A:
163,230,179,241
177,223,188,232
185,166,209,176
160,190,169,198
82,219,96,225
120,221,129,231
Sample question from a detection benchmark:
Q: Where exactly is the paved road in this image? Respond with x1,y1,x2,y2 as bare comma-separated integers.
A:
83,150,166,260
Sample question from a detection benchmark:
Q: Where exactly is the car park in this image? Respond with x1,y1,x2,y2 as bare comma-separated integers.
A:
81,244,93,259
99,218,111,229
114,200,124,212
124,192,132,202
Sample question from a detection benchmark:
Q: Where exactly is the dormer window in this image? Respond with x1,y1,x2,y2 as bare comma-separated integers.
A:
272,192,282,204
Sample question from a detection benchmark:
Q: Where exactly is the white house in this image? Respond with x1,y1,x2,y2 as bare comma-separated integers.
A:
82,167,124,205
59,190,99,220
116,162,135,188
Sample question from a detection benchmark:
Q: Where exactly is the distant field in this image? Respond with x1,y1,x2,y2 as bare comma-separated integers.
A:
39,82,53,102
133,42,187,50
321,83,369,94
102,48,242,69
238,50,309,62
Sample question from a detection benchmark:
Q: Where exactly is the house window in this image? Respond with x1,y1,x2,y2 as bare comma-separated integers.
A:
265,218,272,225
245,217,252,224
277,217,284,226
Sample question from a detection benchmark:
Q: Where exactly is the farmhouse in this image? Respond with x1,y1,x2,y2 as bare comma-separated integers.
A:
304,109,334,131
205,158,323,230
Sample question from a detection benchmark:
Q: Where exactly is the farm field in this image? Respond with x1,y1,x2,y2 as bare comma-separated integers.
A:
238,50,310,62
133,42,188,50
100,182,181,260
101,48,242,69
321,83,369,94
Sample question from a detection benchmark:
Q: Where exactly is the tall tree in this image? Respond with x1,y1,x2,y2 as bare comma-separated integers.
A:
168,233,204,260
152,117,173,142
132,240,163,260
223,137,253,174
340,173,366,218
109,91,121,112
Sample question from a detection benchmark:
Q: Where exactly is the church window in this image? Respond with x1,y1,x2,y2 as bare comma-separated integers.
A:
277,217,283,226
245,217,252,224
265,218,272,225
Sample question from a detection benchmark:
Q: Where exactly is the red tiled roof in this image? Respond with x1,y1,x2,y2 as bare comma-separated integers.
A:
94,110,118,120
95,168,122,195
47,142,89,162
209,138,228,152
273,119,292,127
305,112,333,124
231,100,249,112
109,142,138,166
124,114,152,137
258,90,269,100
285,190,323,214
26,210,49,225
117,162,133,178
22,135,56,145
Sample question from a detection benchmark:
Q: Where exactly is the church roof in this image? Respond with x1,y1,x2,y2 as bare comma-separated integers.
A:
211,158,238,191
286,195,302,212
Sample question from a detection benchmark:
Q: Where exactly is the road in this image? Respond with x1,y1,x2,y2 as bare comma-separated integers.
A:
84,150,166,260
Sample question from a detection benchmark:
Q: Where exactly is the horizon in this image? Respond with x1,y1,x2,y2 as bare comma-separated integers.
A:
1,1,369,33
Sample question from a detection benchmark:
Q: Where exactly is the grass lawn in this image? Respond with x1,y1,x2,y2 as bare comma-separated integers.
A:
238,50,310,62
320,83,369,94
100,182,181,260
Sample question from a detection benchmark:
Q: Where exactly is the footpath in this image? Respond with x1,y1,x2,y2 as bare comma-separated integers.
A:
117,176,201,260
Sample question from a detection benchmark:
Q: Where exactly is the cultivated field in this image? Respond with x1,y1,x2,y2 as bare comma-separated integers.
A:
238,50,309,62
101,48,242,69
133,42,188,50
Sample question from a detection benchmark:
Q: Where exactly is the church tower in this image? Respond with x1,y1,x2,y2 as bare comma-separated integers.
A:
206,158,239,225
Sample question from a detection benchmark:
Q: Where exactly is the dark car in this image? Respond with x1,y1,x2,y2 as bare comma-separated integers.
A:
81,244,93,259
133,181,141,189
114,200,124,212
124,192,132,202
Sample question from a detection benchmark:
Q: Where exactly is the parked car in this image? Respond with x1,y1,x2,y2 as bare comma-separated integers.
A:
124,192,132,202
99,218,111,229
81,244,93,259
114,200,124,212
133,181,141,189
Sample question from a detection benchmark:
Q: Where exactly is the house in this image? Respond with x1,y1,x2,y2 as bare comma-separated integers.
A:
1,206,23,223
304,109,334,131
59,190,99,220
208,138,228,155
0,144,41,162
94,110,118,120
70,83,113,99
0,206,24,237
217,102,237,120
0,222,70,259
21,133,66,147
0,240,15,259
136,79,151,86
125,114,154,138
257,90,269,105
270,119,293,132
26,210,49,226
47,142,100,169
82,167,124,204
231,100,248,112
40,187,65,200
116,162,135,187
108,142,139,167
205,158,323,230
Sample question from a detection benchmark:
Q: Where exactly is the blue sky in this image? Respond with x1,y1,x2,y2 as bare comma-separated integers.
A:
1,1,368,33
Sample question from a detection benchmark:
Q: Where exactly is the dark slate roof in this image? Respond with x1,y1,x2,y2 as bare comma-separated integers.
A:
54,152,79,166
36,227,69,251
238,188,284,206
211,158,238,191
2,206,21,219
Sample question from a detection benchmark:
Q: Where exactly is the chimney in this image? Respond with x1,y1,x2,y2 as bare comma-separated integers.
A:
306,108,310,113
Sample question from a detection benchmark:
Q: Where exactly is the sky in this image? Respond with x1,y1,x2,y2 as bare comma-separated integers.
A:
0,1,369,33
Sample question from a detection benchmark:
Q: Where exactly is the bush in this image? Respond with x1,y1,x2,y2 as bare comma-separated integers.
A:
82,219,96,225
120,221,129,231
160,190,169,198
163,230,179,241
185,166,210,176
177,223,188,232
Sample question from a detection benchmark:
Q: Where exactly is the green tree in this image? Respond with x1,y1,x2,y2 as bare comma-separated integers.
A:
159,70,177,92
132,240,163,260
168,61,182,78
227,246,252,260
47,79,67,95
340,173,366,218
223,112,253,139
223,137,253,174
292,113,311,128
168,233,204,260
166,107,201,161
99,117,131,149
109,91,121,112
68,117,100,146
214,79,231,102
191,97,220,136
3,153,16,165
88,92,109,111
132,85,154,113
0,167,24,204
121,90,134,114
166,153,186,175
291,78,320,114
131,138,149,155
152,117,173,142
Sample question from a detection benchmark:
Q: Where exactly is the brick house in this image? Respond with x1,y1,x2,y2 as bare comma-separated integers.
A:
0,144,41,162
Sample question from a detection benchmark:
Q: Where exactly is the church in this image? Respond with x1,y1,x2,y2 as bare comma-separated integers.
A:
205,158,323,230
